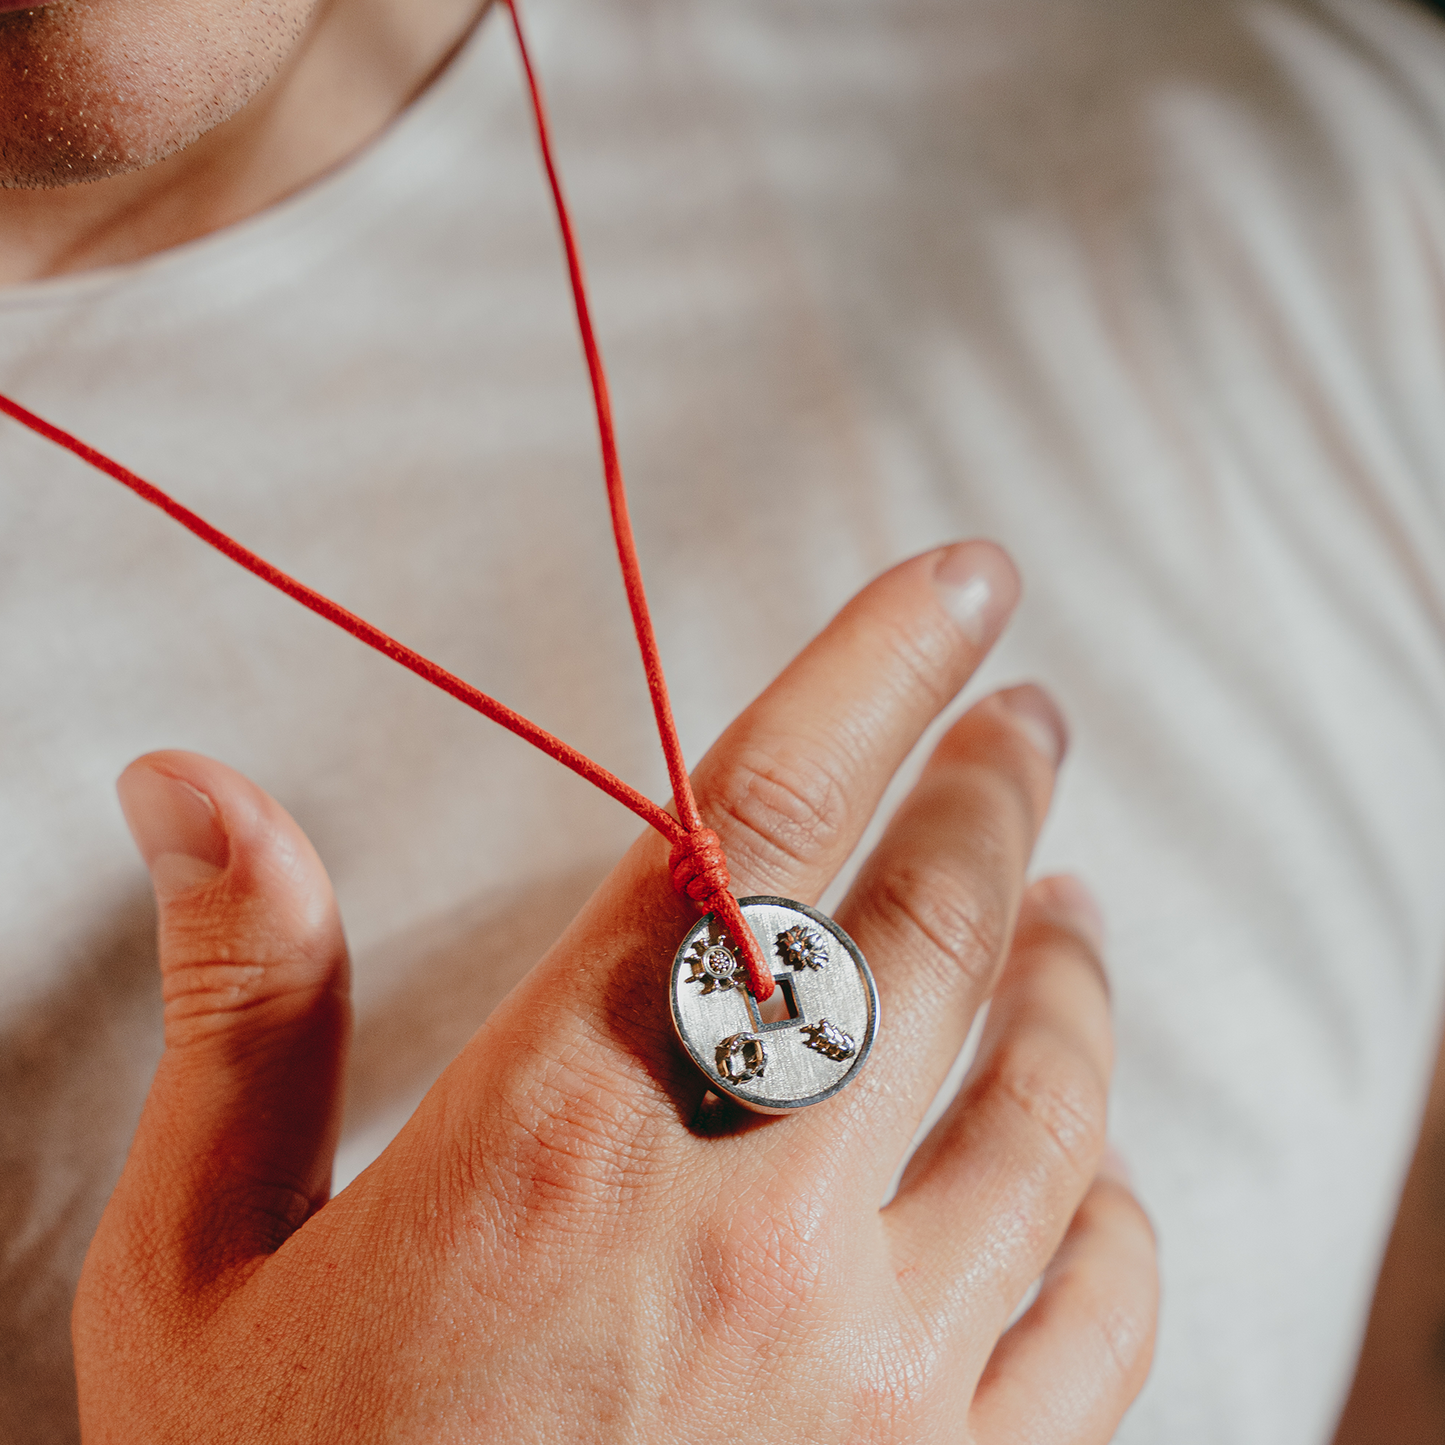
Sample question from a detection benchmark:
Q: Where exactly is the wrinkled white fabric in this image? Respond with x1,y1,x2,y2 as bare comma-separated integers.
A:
2,1,1444,1439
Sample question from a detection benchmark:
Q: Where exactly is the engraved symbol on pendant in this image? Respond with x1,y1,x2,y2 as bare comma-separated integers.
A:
775,923,828,972
686,940,742,995
799,1018,856,1061
716,1032,768,1082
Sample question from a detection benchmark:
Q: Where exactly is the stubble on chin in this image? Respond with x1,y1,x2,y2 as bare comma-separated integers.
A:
0,0,311,189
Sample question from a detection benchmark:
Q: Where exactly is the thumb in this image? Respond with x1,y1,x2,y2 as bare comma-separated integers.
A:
102,751,350,1286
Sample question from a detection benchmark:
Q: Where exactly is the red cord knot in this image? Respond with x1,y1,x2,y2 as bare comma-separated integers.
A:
668,829,774,1000
669,827,731,913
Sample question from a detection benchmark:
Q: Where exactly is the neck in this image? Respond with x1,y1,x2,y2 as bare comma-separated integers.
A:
0,0,487,286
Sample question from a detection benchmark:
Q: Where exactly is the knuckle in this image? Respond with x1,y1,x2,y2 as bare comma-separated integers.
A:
984,1030,1108,1177
1018,913,1111,1002
1066,1186,1160,1388
709,743,855,873
872,858,1009,995
468,1052,666,1243
934,720,1051,844
1087,1269,1160,1392
1034,1266,1156,1404
158,887,340,1047
1099,1301,1158,1396
161,961,271,1041
689,1179,835,1346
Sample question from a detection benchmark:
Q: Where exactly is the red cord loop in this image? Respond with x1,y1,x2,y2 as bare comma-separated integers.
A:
668,827,731,911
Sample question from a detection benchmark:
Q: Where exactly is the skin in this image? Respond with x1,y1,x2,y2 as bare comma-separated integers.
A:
76,545,1160,1441
0,0,484,280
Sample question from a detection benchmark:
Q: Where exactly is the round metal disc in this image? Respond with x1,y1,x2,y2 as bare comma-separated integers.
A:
669,896,879,1114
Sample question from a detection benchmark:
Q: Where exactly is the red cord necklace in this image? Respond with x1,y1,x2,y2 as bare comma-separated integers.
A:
0,0,879,1112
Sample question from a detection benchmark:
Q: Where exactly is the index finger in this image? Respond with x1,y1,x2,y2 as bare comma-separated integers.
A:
692,539,1020,902
460,542,1020,1118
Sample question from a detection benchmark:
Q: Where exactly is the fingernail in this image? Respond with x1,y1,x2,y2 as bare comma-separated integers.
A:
993,683,1069,769
1099,1143,1133,1187
1034,873,1106,951
117,766,229,900
932,541,1020,646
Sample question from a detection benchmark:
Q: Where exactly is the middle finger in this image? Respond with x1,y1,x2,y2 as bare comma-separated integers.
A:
796,684,1064,1169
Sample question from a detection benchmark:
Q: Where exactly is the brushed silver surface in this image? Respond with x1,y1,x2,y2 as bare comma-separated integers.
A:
670,897,879,1114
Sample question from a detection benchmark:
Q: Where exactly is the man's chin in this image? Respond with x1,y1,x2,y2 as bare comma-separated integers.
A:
0,130,174,191
0,79,209,193
0,0,311,189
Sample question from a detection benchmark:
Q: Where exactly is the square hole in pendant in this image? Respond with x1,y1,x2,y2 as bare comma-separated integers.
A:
753,976,801,1029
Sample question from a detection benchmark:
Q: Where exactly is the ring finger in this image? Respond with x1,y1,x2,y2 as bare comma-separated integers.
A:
887,878,1116,1335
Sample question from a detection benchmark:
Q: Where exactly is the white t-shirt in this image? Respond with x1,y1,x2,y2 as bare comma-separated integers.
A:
3,0,1445,1439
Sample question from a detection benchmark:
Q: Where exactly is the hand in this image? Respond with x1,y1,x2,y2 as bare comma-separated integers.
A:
74,541,1158,1443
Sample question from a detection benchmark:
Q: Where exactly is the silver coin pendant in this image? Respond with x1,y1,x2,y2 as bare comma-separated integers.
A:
669,896,879,1114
